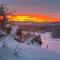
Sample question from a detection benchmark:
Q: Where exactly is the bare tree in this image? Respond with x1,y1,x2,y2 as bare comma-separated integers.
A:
0,4,16,48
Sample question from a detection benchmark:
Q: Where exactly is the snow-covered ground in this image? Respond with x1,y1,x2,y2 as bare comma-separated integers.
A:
0,34,60,60
41,32,60,53
0,35,60,60
0,25,60,60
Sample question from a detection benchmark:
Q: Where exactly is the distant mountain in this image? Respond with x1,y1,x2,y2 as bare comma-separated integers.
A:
49,22,60,26
9,21,60,26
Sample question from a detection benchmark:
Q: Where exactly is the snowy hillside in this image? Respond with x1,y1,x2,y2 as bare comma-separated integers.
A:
0,35,60,60
41,32,60,53
0,25,60,60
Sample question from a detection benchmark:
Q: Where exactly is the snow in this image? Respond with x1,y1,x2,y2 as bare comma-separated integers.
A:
41,32,60,53
11,25,18,37
0,26,60,60
0,35,60,60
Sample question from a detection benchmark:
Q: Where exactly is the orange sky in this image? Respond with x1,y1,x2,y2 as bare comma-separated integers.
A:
0,13,60,22
7,13,60,22
0,0,60,22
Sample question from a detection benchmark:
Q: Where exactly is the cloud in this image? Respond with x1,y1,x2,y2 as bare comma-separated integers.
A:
0,0,60,19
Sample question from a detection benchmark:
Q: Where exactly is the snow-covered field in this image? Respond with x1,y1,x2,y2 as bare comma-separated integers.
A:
0,32,60,60
0,35,60,60
41,32,60,53
0,25,60,60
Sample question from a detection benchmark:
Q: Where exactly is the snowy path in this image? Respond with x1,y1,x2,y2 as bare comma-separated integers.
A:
41,33,60,53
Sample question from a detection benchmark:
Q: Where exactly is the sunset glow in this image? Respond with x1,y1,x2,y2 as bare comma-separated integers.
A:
8,15,46,22
0,0,60,22
7,14,60,22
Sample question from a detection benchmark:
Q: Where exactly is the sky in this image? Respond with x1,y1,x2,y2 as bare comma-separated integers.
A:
0,0,60,22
